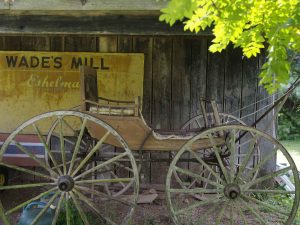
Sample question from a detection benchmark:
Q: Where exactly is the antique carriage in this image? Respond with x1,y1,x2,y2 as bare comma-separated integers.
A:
0,67,299,225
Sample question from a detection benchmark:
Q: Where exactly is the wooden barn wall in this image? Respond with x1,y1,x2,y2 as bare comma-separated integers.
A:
0,35,271,184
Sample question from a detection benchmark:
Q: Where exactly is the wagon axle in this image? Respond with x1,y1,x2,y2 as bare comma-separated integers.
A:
57,175,74,192
224,183,241,199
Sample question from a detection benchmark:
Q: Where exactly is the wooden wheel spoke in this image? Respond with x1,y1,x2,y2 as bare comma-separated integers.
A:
74,151,128,180
235,135,258,181
31,191,60,225
187,178,199,189
5,187,58,215
169,188,221,194
65,194,71,225
61,118,76,135
75,178,134,185
0,201,11,225
244,189,295,195
208,134,230,183
228,129,236,182
75,185,134,206
195,119,202,128
239,197,268,225
215,201,227,225
72,188,118,225
58,117,67,174
241,194,290,216
175,195,223,215
244,149,277,181
234,201,248,225
194,202,222,225
0,182,55,190
175,166,223,188
13,141,58,176
187,148,225,184
69,191,91,225
0,162,54,181
72,131,110,177
51,193,64,225
173,170,189,188
32,123,63,176
109,171,126,188
112,161,133,173
68,118,88,175
53,158,80,171
229,204,234,225
243,166,291,189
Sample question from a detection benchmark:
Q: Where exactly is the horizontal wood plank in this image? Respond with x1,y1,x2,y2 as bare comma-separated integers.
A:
3,0,167,15
0,15,212,36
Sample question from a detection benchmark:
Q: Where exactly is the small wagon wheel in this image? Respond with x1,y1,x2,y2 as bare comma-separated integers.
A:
166,125,300,225
0,111,139,225
177,113,260,193
181,112,246,129
46,117,138,198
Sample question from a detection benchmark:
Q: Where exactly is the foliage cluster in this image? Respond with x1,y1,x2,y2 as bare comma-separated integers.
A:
278,108,300,140
159,0,300,93
278,64,300,140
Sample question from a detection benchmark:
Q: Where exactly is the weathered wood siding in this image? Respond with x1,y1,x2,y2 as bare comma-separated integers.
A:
0,35,271,184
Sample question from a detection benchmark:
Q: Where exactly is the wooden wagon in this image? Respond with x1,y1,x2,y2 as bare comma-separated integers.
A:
0,67,299,225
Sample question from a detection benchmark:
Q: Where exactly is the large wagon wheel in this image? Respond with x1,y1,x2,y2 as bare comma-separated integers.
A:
0,111,139,225
178,113,260,193
166,125,300,225
46,117,138,198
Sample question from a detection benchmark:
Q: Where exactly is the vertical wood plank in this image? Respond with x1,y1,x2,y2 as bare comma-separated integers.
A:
190,38,207,117
152,37,172,129
118,36,133,52
257,50,276,175
50,37,64,51
64,36,97,52
0,37,4,50
241,57,258,125
3,36,22,50
171,38,191,129
99,36,118,52
133,36,153,183
224,45,242,117
206,39,225,112
20,36,50,51
151,37,172,184
133,37,153,124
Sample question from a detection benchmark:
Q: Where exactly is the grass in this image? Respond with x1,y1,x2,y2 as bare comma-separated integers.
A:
281,139,300,152
277,139,300,170
275,139,300,224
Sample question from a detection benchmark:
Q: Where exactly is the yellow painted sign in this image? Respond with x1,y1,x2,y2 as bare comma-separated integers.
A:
0,51,144,133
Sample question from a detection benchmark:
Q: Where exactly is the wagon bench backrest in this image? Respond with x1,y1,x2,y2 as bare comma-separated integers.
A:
80,66,99,111
80,66,141,116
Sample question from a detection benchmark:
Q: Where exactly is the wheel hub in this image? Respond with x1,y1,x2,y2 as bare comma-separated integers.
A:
57,175,74,192
224,183,241,199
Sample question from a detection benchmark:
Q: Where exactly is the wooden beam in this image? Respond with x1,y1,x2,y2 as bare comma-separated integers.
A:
1,0,168,16
0,15,213,36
